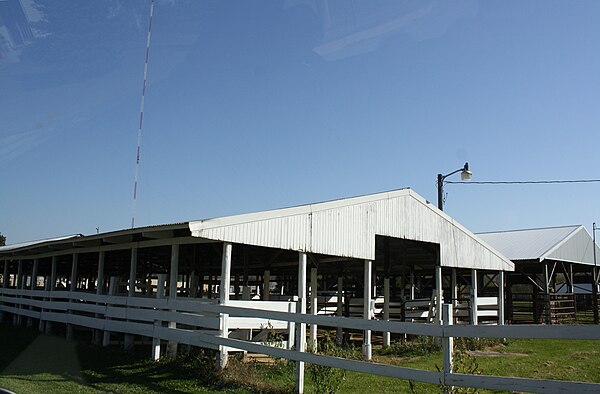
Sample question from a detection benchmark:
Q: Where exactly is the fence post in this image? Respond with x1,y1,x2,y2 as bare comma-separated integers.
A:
442,303,454,392
296,252,307,394
102,276,118,347
152,274,166,360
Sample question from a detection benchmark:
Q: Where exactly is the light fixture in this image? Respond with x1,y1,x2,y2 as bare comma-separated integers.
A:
437,162,472,211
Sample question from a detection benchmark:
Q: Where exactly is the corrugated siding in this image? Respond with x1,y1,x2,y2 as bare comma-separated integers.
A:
189,190,514,271
544,227,599,265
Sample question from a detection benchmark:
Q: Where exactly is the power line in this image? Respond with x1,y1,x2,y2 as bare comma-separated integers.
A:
447,179,600,185
131,0,154,229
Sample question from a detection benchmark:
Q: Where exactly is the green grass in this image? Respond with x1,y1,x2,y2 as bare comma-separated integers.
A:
1,322,600,393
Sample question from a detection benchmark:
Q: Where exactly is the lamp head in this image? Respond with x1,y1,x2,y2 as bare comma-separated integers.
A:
460,162,472,181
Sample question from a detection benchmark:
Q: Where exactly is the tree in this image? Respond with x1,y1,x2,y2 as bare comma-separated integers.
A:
0,232,5,246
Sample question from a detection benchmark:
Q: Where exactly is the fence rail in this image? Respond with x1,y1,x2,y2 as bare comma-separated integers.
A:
1,287,599,393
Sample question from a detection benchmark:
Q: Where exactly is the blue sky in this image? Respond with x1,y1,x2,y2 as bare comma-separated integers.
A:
1,0,599,244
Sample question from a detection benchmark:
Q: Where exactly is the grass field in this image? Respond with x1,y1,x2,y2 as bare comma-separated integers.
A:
1,323,599,393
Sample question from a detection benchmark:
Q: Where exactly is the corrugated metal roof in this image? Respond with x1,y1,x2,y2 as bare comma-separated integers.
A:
189,188,514,271
477,225,600,266
0,234,83,252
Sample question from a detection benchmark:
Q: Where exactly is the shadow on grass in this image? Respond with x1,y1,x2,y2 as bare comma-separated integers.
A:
0,323,293,393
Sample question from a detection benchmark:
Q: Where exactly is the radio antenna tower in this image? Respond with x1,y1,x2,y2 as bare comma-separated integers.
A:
131,0,155,228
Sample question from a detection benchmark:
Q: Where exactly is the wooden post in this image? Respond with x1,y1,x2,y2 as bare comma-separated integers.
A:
310,267,318,347
442,303,454,391
336,275,343,345
383,276,390,347
167,244,180,358
498,271,505,325
295,252,307,394
15,260,23,326
218,242,232,370
103,276,118,347
66,254,78,340
471,269,478,325
152,274,166,361
363,259,372,360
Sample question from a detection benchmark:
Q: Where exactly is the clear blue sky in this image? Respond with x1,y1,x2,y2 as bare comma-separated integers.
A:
1,0,599,245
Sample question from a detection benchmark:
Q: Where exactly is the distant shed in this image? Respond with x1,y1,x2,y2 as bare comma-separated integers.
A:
477,225,600,324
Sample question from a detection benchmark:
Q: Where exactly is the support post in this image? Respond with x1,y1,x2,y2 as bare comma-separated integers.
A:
45,257,57,335
363,259,372,360
15,260,23,326
66,254,78,340
593,266,599,325
310,267,318,347
94,251,105,345
263,269,270,301
451,268,458,308
435,265,443,324
383,276,390,347
102,276,118,347
336,275,343,345
124,248,138,350
217,242,232,370
27,258,39,328
167,244,180,358
152,274,166,361
544,262,551,324
295,252,307,394
2,260,7,288
471,269,478,325
498,271,505,325
442,303,454,392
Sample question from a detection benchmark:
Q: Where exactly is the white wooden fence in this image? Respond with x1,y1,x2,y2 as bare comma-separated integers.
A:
1,287,599,393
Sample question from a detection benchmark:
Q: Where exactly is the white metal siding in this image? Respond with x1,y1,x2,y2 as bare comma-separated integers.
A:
189,189,514,271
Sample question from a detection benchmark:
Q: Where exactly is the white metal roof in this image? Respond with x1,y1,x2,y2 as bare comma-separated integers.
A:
189,188,514,271
0,234,83,253
477,225,600,266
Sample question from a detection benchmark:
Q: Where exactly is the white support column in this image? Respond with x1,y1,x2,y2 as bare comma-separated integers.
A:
363,259,372,360
16,259,23,289
383,276,391,347
167,244,180,358
442,303,454,390
31,259,38,291
2,260,8,288
94,251,106,345
295,252,307,394
336,275,343,345
435,265,443,324
451,268,458,308
218,242,232,370
152,273,166,361
410,271,415,300
498,271,505,326
66,254,78,340
0,260,8,322
310,267,318,347
124,248,138,350
45,256,57,335
102,276,118,347
471,269,478,325
27,259,39,328
263,269,270,301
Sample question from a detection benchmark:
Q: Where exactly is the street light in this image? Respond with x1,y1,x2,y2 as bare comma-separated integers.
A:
437,162,472,211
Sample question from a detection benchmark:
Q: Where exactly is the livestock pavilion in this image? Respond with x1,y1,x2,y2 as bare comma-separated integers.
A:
0,188,514,365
